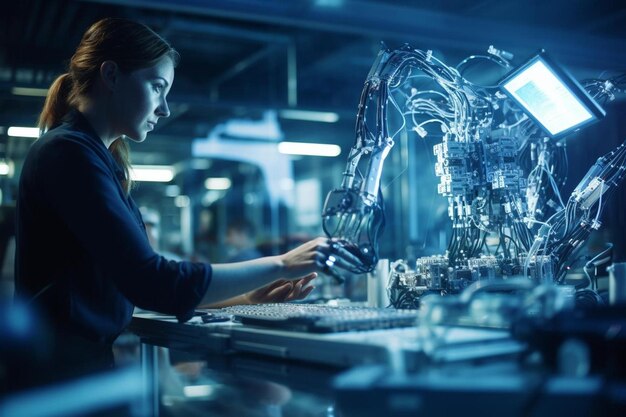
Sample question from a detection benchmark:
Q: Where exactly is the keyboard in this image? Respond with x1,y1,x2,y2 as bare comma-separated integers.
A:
216,303,419,333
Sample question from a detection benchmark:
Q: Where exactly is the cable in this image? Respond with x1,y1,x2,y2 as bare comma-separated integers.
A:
584,243,613,291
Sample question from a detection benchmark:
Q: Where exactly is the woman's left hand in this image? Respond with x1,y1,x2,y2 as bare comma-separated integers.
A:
243,273,317,304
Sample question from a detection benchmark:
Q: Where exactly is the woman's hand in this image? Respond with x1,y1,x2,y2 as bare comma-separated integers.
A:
201,237,362,306
278,237,363,279
198,273,317,308
278,237,331,279
243,273,317,304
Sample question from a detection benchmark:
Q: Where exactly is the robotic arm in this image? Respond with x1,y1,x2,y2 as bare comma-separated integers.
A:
322,44,480,273
321,62,389,272
323,43,626,302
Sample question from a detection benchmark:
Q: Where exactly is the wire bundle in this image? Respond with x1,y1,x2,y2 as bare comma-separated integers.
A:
325,44,626,292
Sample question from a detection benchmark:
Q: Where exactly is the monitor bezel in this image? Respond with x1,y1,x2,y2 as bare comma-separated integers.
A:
498,50,605,139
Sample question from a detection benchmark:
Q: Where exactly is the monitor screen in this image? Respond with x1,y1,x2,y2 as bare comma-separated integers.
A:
500,52,605,138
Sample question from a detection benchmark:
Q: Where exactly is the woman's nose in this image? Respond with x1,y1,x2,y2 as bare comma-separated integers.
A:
156,97,170,118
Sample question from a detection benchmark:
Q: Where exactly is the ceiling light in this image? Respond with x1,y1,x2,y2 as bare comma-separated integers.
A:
278,109,339,123
204,177,232,190
278,142,341,157
183,385,214,398
8,126,39,138
12,87,49,97
130,165,174,182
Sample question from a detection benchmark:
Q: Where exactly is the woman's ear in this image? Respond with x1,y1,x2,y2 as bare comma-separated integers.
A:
99,61,119,91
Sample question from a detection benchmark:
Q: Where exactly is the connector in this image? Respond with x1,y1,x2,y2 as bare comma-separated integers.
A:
487,45,514,61
572,160,605,200
578,178,609,209
602,80,616,101
413,125,428,138
590,219,602,230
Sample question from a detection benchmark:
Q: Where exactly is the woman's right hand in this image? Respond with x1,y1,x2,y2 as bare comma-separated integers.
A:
278,237,362,280
278,237,330,279
202,237,362,306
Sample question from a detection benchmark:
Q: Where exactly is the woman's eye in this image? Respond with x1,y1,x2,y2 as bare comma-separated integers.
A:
153,84,164,93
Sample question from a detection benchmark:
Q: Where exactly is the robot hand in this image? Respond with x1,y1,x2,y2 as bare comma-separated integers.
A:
321,188,385,274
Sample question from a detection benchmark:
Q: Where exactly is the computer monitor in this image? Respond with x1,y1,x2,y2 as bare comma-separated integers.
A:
499,50,605,138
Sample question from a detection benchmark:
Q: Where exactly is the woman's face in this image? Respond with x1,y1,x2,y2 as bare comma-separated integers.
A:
112,55,175,142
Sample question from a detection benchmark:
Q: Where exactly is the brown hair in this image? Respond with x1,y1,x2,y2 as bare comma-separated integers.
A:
38,18,180,193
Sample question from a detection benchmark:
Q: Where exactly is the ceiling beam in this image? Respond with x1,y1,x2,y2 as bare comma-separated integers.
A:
80,0,626,69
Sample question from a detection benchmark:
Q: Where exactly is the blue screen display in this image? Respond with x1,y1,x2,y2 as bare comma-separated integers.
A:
502,58,596,136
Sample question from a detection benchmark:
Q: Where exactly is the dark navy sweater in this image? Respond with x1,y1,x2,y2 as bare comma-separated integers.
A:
15,110,211,343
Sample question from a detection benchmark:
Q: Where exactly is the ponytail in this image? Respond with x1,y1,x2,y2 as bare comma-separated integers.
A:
110,138,133,194
39,73,134,194
38,73,73,134
37,18,178,195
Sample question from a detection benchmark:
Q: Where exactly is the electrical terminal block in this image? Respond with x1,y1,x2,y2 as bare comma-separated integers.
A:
466,255,498,268
579,178,609,210
434,141,467,158
491,170,520,189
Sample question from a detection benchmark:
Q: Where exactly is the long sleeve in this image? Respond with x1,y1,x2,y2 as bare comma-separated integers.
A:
36,137,211,320
16,115,211,340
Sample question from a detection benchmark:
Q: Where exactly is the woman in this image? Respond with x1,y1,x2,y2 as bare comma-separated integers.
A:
14,18,352,381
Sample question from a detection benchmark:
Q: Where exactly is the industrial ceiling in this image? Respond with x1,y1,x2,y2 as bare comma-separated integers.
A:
1,0,626,184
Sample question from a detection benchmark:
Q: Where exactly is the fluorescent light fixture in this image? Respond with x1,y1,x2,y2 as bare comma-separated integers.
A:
500,51,604,138
183,385,214,398
278,109,339,123
204,177,232,190
130,165,174,182
12,87,49,97
278,141,341,157
8,126,39,138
